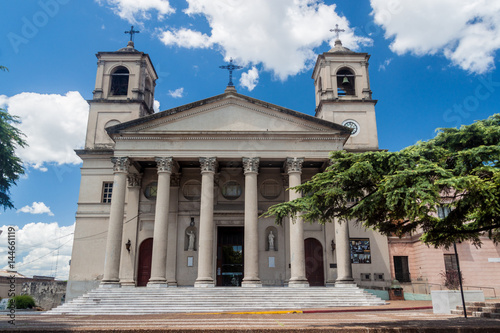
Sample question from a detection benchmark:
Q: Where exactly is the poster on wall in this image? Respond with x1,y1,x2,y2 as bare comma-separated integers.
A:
350,238,371,264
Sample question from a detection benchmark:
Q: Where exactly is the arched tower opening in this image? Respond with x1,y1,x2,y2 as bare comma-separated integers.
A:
336,68,355,96
110,66,129,96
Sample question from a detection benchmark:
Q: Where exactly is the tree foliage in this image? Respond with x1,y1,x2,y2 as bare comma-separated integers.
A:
0,108,26,210
263,114,500,248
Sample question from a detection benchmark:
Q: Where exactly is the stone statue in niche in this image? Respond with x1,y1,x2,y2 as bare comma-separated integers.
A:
268,231,275,251
187,230,196,251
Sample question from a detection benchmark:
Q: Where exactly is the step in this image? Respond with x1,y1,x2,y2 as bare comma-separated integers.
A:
44,286,386,315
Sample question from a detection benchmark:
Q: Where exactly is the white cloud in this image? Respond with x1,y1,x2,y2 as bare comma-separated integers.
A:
158,0,371,81
0,91,88,170
96,0,175,24
370,0,500,74
378,58,392,71
0,223,74,280
168,87,184,98
240,67,260,91
17,202,54,216
153,99,160,112
159,28,213,49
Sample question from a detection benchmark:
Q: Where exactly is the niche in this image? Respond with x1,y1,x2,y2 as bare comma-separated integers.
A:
184,226,197,251
265,226,278,251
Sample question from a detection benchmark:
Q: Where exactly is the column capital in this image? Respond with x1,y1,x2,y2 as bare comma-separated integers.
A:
155,156,174,173
285,157,304,174
127,173,142,187
242,157,259,174
111,157,130,173
199,157,217,173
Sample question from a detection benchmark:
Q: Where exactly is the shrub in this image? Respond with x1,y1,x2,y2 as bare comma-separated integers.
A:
8,295,36,309
440,270,463,290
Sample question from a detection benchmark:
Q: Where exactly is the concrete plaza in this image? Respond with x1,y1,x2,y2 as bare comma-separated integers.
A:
2,301,500,332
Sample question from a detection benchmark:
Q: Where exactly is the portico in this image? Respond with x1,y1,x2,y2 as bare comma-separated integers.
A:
100,150,352,288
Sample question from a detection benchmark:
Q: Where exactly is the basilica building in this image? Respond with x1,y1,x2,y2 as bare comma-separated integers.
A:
67,37,391,300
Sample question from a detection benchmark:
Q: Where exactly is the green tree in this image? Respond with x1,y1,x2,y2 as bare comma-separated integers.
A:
263,114,500,248
1,65,26,210
0,68,27,210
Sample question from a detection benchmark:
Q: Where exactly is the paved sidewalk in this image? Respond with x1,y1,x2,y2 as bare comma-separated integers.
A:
2,301,500,332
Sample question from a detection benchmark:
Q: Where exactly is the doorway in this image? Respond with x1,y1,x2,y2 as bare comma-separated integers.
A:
304,238,325,286
394,256,411,282
216,227,244,286
137,238,153,287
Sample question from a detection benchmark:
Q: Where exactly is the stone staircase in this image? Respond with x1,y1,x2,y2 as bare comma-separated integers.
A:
451,302,500,318
44,286,386,315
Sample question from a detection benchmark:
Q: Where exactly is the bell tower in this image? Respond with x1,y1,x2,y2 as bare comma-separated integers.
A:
312,37,379,151
85,40,158,149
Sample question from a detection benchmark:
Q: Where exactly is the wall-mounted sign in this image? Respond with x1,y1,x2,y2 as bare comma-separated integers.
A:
350,238,371,264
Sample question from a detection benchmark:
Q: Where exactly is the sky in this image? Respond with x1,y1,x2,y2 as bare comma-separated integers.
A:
0,0,499,280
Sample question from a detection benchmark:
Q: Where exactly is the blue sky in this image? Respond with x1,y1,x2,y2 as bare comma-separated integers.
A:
1,0,499,279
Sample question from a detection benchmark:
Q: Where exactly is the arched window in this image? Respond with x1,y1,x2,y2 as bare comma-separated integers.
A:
336,68,355,96
110,66,129,96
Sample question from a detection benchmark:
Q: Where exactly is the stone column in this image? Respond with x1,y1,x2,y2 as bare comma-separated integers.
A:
148,157,173,287
166,174,180,287
335,218,355,286
101,157,130,287
286,157,309,287
195,157,217,287
242,157,262,287
119,173,142,287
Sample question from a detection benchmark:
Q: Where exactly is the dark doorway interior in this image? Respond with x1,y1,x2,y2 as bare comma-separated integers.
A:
216,227,244,286
137,238,153,287
304,238,325,286
394,256,411,282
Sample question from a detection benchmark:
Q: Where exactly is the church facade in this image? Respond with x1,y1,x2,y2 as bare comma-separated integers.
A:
67,39,391,300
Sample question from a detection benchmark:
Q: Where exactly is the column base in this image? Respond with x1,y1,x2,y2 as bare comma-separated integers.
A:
119,280,136,288
242,279,262,287
288,279,310,287
99,281,121,288
167,281,178,287
194,279,215,288
147,282,168,288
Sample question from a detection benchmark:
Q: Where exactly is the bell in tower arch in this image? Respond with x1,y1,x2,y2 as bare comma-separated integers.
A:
337,68,355,96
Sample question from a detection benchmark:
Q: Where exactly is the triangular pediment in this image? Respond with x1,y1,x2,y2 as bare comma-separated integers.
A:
107,92,350,136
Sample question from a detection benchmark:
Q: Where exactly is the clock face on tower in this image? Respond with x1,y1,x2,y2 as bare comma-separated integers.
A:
342,120,360,136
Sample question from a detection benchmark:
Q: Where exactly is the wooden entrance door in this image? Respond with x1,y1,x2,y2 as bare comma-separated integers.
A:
304,238,325,286
137,238,153,287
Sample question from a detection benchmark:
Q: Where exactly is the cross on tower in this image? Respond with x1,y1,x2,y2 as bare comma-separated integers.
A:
125,26,140,42
330,24,345,40
219,58,243,87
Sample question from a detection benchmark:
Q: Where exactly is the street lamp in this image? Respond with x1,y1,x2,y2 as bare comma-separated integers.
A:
437,205,467,319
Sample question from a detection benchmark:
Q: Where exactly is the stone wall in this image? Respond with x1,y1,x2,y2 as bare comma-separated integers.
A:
21,281,67,310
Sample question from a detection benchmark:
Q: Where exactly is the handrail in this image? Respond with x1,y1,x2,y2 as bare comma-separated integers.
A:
406,281,497,298
463,285,497,298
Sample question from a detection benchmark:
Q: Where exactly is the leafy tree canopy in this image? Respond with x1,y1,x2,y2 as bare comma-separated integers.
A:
0,108,26,210
263,114,500,248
